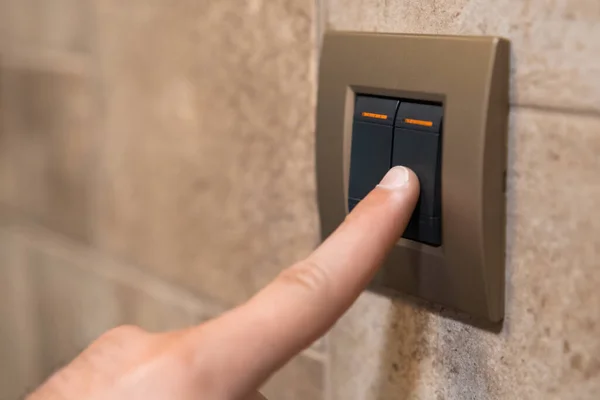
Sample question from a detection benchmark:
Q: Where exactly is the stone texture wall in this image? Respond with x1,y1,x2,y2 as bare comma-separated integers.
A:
1,1,599,399
0,1,323,399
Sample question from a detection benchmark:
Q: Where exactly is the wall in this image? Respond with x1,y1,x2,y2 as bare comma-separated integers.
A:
0,1,599,400
325,0,600,399
0,0,323,399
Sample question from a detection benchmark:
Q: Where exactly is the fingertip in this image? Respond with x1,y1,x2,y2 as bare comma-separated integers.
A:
376,166,420,196
351,166,419,218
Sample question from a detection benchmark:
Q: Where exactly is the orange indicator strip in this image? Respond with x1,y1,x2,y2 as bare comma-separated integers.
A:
404,118,433,127
362,112,388,120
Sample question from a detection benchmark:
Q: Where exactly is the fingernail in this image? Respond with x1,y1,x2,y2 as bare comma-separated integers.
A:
377,166,410,189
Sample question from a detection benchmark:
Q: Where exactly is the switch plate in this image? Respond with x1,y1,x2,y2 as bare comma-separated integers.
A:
316,32,510,322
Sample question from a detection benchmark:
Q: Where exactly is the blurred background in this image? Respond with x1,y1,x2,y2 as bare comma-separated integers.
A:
0,1,599,399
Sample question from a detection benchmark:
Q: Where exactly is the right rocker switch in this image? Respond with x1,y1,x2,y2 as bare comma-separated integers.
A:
393,102,443,246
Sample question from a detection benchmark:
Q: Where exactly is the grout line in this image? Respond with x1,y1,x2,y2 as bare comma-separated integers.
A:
0,45,91,76
301,346,328,363
510,102,600,118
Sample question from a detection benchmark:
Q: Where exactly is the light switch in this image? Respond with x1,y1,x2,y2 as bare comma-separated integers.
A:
348,96,399,211
393,103,443,246
348,98,443,248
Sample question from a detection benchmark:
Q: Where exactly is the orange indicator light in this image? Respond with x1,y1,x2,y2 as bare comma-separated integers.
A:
362,112,388,120
404,118,433,127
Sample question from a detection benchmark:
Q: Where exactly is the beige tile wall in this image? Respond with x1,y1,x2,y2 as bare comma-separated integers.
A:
326,0,600,113
325,1,600,399
0,0,323,398
0,68,96,241
0,0,92,54
91,0,319,307
1,0,599,399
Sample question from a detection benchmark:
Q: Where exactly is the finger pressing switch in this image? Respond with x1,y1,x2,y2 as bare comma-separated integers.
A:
393,102,443,246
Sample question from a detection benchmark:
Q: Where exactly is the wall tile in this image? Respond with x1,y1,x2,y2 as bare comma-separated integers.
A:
261,354,326,400
25,247,205,380
0,226,222,397
0,0,92,54
92,0,319,306
326,0,600,113
0,231,43,399
0,68,96,242
330,109,600,399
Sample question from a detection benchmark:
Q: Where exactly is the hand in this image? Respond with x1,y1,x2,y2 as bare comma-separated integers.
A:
28,166,419,400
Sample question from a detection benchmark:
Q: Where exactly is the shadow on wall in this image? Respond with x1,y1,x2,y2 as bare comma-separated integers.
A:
371,285,504,334
366,293,505,400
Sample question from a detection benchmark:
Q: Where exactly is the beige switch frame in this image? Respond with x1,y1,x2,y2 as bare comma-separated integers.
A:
316,32,510,322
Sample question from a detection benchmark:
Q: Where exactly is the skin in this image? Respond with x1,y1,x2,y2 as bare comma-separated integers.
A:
28,166,420,400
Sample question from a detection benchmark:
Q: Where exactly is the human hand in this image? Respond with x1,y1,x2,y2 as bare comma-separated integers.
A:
28,166,419,400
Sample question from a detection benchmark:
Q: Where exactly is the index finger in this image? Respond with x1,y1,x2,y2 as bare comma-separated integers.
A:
190,167,419,397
